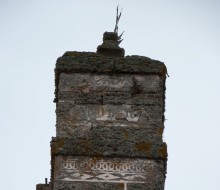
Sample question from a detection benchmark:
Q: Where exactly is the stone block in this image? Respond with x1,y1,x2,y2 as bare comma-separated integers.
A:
55,53,167,78
56,103,162,121
56,122,164,144
58,91,103,104
58,91,162,106
127,183,164,190
53,181,124,190
102,92,162,105
53,156,165,190
56,103,163,136
54,53,167,104
51,137,167,159
58,73,162,94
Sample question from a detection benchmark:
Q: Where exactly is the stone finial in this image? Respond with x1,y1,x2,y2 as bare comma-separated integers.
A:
97,32,125,57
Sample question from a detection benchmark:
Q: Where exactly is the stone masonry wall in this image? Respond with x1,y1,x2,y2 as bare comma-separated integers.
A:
51,51,167,190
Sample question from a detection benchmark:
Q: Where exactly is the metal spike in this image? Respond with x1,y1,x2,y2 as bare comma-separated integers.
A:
114,5,123,35
117,39,123,45
118,12,122,20
114,26,118,33
118,31,124,40
116,5,118,23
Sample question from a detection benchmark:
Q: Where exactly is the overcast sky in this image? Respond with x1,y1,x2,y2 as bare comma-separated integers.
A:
1,0,220,190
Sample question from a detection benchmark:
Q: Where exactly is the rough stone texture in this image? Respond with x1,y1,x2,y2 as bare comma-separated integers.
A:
56,103,162,123
55,124,164,148
58,73,162,94
53,156,165,190
58,73,163,105
56,103,163,138
127,183,164,190
54,181,124,190
56,73,164,142
54,53,167,103
51,137,167,158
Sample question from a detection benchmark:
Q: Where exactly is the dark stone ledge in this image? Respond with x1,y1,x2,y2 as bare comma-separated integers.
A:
51,137,167,160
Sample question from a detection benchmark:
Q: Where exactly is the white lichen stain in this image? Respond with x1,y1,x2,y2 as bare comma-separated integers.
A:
126,112,139,122
96,106,115,121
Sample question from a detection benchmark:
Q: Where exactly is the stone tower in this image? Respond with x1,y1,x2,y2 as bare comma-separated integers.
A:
37,31,168,190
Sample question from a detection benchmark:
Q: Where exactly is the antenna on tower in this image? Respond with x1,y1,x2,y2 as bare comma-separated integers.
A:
114,5,124,45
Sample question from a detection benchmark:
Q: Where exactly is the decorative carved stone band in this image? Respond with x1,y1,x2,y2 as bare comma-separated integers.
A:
54,156,165,184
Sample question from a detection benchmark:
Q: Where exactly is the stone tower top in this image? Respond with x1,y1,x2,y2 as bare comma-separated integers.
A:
97,32,125,57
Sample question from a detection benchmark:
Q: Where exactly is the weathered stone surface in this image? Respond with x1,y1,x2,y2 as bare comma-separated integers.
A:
54,181,124,190
54,53,167,103
58,73,163,105
58,91,162,105
58,73,163,111
103,92,162,105
56,123,164,143
127,183,164,190
56,103,163,136
51,137,167,159
56,53,166,77
56,102,163,121
53,62,167,161
59,73,162,94
53,156,165,190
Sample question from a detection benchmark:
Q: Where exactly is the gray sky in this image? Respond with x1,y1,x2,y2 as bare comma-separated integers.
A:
1,0,220,189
